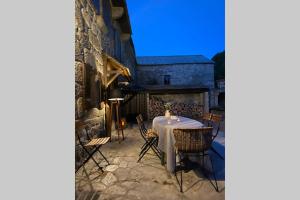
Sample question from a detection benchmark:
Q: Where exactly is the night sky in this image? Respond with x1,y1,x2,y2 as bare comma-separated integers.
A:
126,0,225,59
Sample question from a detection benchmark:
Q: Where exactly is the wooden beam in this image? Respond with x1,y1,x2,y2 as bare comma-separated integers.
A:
107,71,122,87
107,70,121,74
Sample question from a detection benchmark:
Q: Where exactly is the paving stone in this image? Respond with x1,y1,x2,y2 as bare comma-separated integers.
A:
127,190,143,200
120,181,139,189
119,161,128,168
101,172,117,186
112,157,121,164
113,167,130,181
104,165,119,172
105,185,127,196
93,181,107,191
98,193,111,200
127,161,139,168
129,169,143,181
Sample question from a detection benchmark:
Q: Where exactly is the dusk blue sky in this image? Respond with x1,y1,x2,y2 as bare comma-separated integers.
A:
126,0,225,59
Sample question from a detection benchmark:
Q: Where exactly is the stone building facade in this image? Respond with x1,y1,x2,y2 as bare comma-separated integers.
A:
136,55,214,88
135,55,216,120
75,0,136,167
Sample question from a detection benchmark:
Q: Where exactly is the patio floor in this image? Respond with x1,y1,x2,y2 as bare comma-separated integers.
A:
76,122,225,200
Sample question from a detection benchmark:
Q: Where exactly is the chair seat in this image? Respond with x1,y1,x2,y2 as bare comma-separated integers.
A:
85,137,110,146
146,129,158,138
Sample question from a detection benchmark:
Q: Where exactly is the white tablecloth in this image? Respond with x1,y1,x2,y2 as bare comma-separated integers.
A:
152,116,203,172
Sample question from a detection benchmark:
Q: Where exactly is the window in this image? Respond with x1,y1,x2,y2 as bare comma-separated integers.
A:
92,0,101,15
164,75,170,85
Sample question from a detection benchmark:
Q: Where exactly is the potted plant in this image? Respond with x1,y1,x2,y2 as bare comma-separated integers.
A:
164,102,172,118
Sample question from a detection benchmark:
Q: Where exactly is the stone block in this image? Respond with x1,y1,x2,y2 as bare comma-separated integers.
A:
84,48,96,69
75,82,84,98
75,61,84,83
91,22,100,35
88,30,101,51
81,8,92,28
80,33,90,49
78,0,87,7
75,3,84,31
75,39,82,58
76,97,85,118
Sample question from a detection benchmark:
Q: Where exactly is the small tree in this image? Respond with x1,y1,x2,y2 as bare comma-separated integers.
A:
212,51,225,81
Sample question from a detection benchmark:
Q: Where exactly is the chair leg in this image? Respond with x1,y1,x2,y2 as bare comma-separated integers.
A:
180,159,183,193
139,138,153,156
137,142,151,162
140,138,160,157
141,142,147,149
208,154,219,192
174,152,184,193
76,145,104,173
138,137,161,162
149,138,161,159
90,155,104,173
97,148,110,165
210,146,224,160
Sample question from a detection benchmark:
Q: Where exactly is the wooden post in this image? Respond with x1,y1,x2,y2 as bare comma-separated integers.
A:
111,100,124,143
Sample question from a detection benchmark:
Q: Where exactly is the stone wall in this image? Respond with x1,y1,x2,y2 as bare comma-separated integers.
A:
120,39,137,82
75,0,137,168
148,94,204,120
137,63,214,89
75,0,132,168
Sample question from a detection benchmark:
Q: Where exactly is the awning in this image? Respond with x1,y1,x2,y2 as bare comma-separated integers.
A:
102,53,132,88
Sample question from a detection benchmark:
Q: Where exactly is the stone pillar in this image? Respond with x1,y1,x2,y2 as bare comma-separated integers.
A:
204,92,209,113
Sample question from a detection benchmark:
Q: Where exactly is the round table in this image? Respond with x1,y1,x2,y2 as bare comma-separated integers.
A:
152,116,203,172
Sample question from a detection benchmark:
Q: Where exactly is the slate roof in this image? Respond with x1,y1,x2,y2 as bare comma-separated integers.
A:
136,55,214,65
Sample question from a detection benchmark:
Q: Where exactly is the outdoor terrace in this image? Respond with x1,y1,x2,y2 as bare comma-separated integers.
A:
75,121,225,200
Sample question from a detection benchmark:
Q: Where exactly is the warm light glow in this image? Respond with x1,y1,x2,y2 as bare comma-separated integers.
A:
108,98,124,101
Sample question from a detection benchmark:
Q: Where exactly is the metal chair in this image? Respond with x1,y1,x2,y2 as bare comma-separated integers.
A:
136,115,161,162
75,120,110,173
173,127,219,193
209,114,224,160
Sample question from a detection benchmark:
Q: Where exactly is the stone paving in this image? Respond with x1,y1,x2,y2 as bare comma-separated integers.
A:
76,123,225,200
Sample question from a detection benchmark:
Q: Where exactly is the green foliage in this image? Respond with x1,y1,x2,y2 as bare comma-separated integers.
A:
212,51,225,81
164,102,172,110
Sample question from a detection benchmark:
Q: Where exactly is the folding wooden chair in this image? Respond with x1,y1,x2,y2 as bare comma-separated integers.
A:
209,114,224,160
136,115,161,162
75,121,110,173
173,127,219,193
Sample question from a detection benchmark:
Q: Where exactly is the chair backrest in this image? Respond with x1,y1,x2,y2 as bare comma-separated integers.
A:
138,114,144,122
173,127,213,153
75,120,88,146
136,115,147,136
